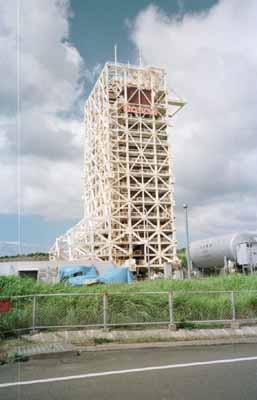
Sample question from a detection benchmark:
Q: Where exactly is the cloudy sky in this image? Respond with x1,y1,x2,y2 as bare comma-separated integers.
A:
0,0,256,254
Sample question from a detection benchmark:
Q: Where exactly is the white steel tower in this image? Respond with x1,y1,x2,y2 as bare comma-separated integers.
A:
50,62,185,273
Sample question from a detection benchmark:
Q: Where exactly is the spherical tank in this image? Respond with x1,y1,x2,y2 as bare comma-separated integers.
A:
190,232,257,269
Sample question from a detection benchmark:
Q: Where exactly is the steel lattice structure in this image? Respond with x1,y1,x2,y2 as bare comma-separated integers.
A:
50,62,185,272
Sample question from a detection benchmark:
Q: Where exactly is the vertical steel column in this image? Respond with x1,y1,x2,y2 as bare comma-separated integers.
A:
183,204,192,279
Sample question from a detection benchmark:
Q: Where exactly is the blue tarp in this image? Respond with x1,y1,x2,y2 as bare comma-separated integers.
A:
97,266,133,284
59,266,97,281
59,265,133,285
67,274,97,286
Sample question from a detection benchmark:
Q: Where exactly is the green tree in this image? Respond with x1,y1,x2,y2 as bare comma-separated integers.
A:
177,248,187,268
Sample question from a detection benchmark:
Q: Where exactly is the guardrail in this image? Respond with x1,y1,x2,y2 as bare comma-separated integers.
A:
1,290,257,333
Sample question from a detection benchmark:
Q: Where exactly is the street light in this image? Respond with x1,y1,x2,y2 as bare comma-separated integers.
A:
183,203,192,279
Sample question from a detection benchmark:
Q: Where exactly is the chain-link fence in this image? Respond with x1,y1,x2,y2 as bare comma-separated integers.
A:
172,291,233,323
0,296,34,333
1,290,257,333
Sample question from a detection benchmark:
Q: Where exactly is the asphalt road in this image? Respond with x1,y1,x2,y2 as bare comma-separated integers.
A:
1,343,257,399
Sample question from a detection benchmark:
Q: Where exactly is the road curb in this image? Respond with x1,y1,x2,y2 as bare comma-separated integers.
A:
13,336,257,360
78,337,257,352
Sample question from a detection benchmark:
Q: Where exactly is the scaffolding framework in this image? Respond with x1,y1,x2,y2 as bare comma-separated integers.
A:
50,62,185,271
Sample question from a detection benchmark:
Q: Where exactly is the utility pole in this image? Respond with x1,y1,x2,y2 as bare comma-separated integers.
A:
183,204,192,279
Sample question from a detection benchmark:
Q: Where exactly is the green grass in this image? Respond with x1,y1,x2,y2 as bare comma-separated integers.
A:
0,253,49,262
2,274,257,296
93,337,113,345
1,275,257,333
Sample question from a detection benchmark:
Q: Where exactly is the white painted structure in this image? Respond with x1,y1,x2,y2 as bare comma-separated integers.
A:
50,62,185,272
190,232,257,270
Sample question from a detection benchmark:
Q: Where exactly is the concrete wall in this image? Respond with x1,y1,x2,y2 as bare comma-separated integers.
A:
0,259,114,284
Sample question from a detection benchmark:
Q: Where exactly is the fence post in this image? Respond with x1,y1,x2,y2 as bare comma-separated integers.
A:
168,291,176,331
230,291,239,328
230,291,236,320
32,295,37,333
103,293,108,330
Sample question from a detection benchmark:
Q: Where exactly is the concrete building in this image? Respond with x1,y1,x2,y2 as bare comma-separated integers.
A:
0,260,58,284
50,61,185,274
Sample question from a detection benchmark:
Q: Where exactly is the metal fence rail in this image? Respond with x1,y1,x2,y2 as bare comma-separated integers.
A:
1,290,257,333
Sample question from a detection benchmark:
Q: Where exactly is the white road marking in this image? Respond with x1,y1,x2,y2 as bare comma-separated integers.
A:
0,356,257,388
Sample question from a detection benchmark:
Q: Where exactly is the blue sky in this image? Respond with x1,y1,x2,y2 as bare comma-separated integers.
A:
70,0,216,73
1,0,257,254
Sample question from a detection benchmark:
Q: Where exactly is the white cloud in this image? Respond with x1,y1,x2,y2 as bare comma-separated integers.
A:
132,0,257,243
20,156,82,220
0,0,84,220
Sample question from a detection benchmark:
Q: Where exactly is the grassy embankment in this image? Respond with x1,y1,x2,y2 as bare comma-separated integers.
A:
0,253,49,262
1,275,257,333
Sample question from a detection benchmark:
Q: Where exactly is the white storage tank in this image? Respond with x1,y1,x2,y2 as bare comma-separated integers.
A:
190,232,257,269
